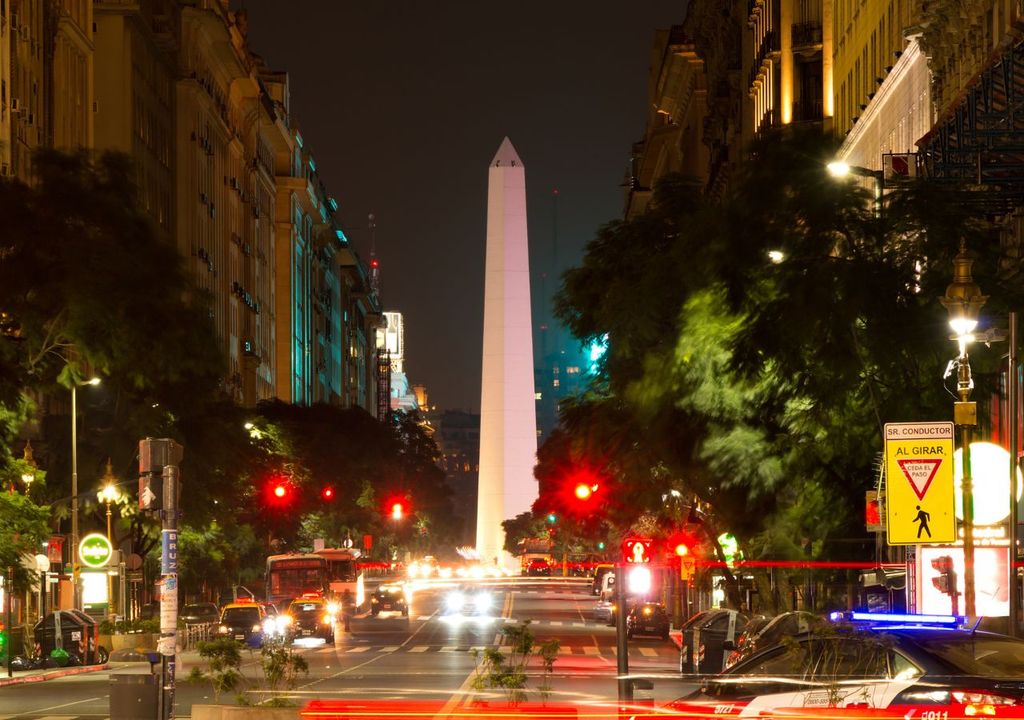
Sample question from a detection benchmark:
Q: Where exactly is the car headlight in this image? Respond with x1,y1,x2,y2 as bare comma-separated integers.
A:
327,602,339,615
217,625,228,634
279,614,293,626
447,592,465,611
251,624,262,632
474,593,492,611
323,614,333,624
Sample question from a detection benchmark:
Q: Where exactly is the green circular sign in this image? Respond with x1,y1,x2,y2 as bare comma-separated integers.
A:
78,533,113,569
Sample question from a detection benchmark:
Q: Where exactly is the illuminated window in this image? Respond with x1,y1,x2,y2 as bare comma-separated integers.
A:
566,366,580,375
535,392,542,400
552,379,560,388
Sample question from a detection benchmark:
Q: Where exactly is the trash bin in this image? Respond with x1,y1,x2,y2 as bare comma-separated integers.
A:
679,610,707,675
693,609,748,674
67,610,99,665
109,666,158,720
33,611,89,665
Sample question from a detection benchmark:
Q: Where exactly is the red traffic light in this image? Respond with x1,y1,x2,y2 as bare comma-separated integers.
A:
674,542,690,557
391,502,404,520
574,483,597,501
322,486,335,501
264,476,294,506
274,484,287,498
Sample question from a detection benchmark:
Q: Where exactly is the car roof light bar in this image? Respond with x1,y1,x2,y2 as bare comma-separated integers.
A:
830,611,964,626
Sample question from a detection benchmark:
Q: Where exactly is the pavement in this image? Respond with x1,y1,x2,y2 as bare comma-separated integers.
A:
0,661,110,688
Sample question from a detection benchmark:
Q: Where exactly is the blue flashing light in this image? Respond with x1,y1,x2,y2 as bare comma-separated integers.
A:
830,611,964,627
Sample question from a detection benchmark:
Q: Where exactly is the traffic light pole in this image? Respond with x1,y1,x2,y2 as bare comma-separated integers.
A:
615,562,631,706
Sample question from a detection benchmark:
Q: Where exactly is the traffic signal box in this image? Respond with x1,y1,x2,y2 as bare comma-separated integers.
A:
931,555,960,615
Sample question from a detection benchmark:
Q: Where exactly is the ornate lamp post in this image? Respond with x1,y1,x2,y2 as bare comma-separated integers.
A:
97,459,119,615
940,241,988,619
70,376,100,609
20,439,36,493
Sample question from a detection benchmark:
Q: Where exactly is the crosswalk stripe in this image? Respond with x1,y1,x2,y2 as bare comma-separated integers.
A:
550,621,562,626
639,648,658,657
583,646,600,655
440,646,459,652
558,646,573,655
346,645,371,653
409,645,429,652
417,615,432,621
379,646,400,652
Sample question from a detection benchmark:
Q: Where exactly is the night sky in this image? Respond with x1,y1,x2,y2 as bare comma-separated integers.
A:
241,1,687,412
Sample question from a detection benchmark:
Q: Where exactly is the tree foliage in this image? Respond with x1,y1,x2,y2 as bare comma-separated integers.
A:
548,129,1018,605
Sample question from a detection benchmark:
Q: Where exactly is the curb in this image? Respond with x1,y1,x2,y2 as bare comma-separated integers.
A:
0,663,110,688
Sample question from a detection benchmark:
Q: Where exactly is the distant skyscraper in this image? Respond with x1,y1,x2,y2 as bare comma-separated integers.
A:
476,138,538,564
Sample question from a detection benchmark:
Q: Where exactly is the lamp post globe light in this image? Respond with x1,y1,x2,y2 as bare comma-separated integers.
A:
70,375,101,609
20,439,36,493
940,241,988,620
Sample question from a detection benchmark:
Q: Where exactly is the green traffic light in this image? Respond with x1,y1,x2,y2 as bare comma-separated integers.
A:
597,541,606,550
546,513,557,524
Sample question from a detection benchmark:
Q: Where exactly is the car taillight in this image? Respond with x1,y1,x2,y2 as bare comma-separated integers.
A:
894,689,1019,715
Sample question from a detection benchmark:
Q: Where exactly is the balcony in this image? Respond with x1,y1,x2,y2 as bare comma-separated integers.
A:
792,22,822,48
748,30,779,89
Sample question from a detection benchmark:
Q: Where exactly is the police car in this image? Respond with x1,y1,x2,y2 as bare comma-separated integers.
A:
670,612,1024,719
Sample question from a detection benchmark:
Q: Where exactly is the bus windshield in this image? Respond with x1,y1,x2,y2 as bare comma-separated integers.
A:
266,557,325,601
326,559,357,583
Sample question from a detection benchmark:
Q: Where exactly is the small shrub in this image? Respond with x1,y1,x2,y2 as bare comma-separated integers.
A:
193,638,244,703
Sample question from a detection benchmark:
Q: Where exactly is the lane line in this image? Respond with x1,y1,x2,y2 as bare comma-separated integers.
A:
11,696,104,714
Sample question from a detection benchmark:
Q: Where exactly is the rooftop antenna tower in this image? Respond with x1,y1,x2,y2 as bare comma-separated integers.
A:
368,212,381,296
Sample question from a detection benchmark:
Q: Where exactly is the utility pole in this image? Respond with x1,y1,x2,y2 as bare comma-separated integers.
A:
614,562,631,705
139,438,182,720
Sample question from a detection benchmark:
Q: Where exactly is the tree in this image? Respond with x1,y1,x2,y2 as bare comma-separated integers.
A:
551,129,1017,610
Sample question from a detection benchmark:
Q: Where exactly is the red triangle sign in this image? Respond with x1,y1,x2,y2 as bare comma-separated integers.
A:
896,458,942,500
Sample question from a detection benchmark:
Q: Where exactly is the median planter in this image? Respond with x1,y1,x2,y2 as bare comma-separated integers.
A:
107,633,157,653
191,705,300,720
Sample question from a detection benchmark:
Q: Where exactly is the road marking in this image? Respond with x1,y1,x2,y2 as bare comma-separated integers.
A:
639,647,658,657
346,645,371,653
417,615,432,621
558,646,573,655
440,646,459,652
379,645,400,652
550,621,562,626
409,645,429,652
583,646,600,655
11,697,104,714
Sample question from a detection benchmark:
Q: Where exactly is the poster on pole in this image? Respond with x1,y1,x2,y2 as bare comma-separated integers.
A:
884,422,956,545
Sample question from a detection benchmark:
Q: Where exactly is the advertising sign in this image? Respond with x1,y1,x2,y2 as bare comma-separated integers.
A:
78,533,113,569
884,422,955,545
161,529,178,575
918,545,1009,618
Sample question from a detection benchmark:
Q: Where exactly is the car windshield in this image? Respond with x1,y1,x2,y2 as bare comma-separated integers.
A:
182,605,214,616
222,607,260,624
913,635,1024,677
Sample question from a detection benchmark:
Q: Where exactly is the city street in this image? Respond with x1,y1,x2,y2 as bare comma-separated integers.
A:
0,578,695,718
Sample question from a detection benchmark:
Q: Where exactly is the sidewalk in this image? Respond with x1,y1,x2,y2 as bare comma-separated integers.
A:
0,661,110,688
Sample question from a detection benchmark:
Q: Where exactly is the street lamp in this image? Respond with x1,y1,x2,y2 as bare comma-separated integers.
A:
71,376,101,609
826,160,884,216
20,439,36,493
940,241,988,620
97,459,119,616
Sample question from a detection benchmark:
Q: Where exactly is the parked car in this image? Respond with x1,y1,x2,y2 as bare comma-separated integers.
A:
626,602,671,640
370,583,409,617
180,603,220,625
591,564,614,595
670,613,1024,719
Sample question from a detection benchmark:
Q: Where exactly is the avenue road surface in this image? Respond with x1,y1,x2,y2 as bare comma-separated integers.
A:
0,577,698,718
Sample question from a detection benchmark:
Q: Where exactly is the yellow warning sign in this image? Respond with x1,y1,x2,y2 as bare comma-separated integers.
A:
884,422,955,545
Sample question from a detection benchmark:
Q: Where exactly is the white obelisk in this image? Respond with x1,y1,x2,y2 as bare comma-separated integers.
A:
476,137,537,566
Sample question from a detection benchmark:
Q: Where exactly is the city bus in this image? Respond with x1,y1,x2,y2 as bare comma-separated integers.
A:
265,553,327,608
315,547,365,609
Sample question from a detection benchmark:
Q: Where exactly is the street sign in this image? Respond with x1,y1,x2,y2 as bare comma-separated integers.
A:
78,533,113,569
622,537,653,564
884,422,955,545
680,556,696,580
